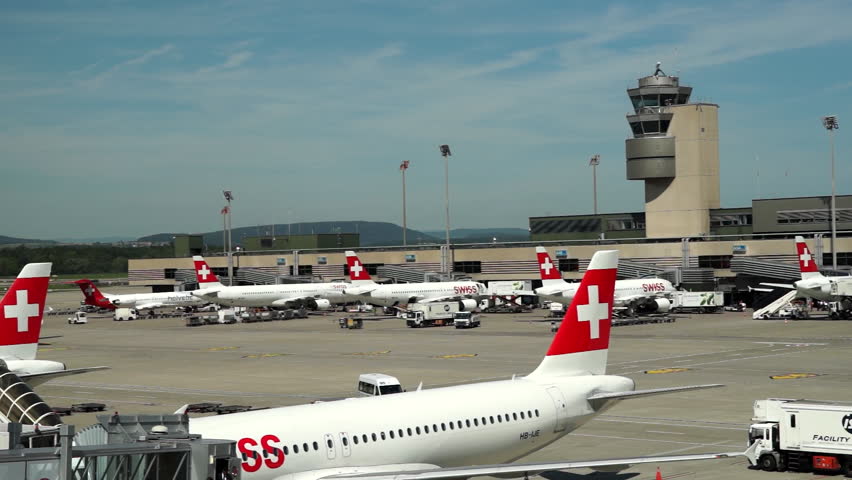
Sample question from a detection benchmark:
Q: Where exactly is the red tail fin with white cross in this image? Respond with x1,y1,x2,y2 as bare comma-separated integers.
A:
795,236,821,280
536,246,565,286
528,250,618,378
72,279,114,310
193,256,223,288
345,251,374,285
0,263,52,361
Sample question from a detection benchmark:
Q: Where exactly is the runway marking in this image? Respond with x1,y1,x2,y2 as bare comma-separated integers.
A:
644,368,690,374
754,341,827,347
345,350,391,356
44,394,157,406
48,381,325,399
39,347,69,352
241,353,292,359
434,353,478,359
769,372,823,380
569,432,741,449
646,430,685,435
616,347,830,374
594,417,745,431
205,346,240,351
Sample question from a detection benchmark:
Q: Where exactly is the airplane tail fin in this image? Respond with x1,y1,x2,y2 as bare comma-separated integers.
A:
345,251,374,285
795,236,822,280
72,279,111,308
536,247,565,286
528,250,618,378
0,263,52,361
192,256,224,288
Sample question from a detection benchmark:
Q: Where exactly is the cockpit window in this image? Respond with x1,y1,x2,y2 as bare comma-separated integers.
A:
380,385,403,395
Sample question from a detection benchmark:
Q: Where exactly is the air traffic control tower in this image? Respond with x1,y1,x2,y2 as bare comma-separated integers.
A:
625,64,720,238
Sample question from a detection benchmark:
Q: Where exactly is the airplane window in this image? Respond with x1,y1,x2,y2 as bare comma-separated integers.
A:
535,409,540,417
505,413,510,421
372,433,377,441
416,426,421,435
473,418,479,426
283,446,289,455
380,432,386,440
398,429,404,437
441,423,446,431
520,412,525,419
481,417,486,425
241,453,247,461
513,413,518,421
363,434,368,443
407,428,413,436
263,450,269,458
466,419,471,427
293,445,299,454
457,420,463,429
389,431,395,439
489,416,494,424
449,422,454,430
433,424,438,432
424,425,430,433
528,410,532,418
313,441,319,450
304,443,309,452
343,437,349,446
353,436,359,445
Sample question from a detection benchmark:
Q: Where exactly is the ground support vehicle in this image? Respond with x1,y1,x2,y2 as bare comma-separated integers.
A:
68,311,88,324
405,301,473,327
746,398,852,476
357,374,403,396
671,291,724,313
453,311,481,328
113,308,137,321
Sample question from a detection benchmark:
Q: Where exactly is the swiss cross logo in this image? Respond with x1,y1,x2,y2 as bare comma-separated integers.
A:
85,284,95,296
576,286,608,339
546,267,616,356
197,264,211,280
800,248,812,267
350,260,364,278
541,257,554,275
4,290,39,333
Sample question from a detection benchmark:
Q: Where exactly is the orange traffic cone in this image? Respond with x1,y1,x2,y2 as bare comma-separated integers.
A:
655,467,663,480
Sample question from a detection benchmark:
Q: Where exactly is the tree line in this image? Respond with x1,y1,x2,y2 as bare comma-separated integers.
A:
0,245,174,276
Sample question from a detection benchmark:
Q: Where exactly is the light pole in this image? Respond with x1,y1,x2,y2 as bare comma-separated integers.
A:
439,145,452,274
223,190,234,286
589,154,600,215
400,160,410,246
823,115,839,270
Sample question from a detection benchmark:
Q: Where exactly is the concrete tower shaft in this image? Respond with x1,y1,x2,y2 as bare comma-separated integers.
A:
625,65,720,238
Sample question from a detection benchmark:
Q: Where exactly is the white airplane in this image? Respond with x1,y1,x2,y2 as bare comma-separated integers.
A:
1,263,108,386
191,256,346,310
534,246,675,314
343,251,485,309
72,278,205,311
763,236,852,315
188,250,738,480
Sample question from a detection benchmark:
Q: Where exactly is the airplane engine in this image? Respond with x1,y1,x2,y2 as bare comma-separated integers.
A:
458,299,479,311
652,298,671,313
312,299,332,311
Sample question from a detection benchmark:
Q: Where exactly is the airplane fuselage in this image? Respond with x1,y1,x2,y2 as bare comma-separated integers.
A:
189,374,634,480
199,283,349,308
107,291,203,309
352,282,486,307
536,278,674,305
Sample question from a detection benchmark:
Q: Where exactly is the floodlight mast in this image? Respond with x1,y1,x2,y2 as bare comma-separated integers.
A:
822,115,839,270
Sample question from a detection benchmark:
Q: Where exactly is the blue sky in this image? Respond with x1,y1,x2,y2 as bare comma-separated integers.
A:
1,0,850,239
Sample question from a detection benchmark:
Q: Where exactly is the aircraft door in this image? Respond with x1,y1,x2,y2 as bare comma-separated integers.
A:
323,433,337,460
339,432,351,457
546,386,569,432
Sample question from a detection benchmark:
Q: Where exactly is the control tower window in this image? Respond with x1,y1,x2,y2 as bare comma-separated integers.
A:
642,95,659,107
660,94,676,106
630,122,642,135
642,121,660,134
631,97,642,109
660,120,670,132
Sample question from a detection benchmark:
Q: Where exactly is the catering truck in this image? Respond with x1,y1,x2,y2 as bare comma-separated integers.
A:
746,398,852,475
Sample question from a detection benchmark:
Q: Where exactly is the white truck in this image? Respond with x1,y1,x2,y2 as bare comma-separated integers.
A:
113,308,138,321
68,311,88,324
671,291,724,313
357,374,403,396
405,301,472,328
745,398,852,475
452,311,481,329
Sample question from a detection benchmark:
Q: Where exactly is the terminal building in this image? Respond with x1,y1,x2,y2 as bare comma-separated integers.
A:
129,66,850,300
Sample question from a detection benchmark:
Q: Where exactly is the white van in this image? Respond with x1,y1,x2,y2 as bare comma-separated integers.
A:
68,311,88,324
357,373,403,396
114,308,138,321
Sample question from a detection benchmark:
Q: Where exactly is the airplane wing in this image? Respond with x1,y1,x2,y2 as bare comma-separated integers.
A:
586,383,724,401
347,286,378,296
271,296,317,307
134,302,163,310
320,451,742,480
759,282,795,289
20,366,110,388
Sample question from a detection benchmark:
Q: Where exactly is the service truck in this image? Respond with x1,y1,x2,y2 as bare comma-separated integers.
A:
745,398,852,475
671,291,724,313
357,373,403,396
405,301,468,327
452,311,481,329
113,308,138,321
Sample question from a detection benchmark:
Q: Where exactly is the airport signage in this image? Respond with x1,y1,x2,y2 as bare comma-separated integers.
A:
732,245,747,255
276,258,287,265
405,254,416,263
555,250,568,258
317,256,327,265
